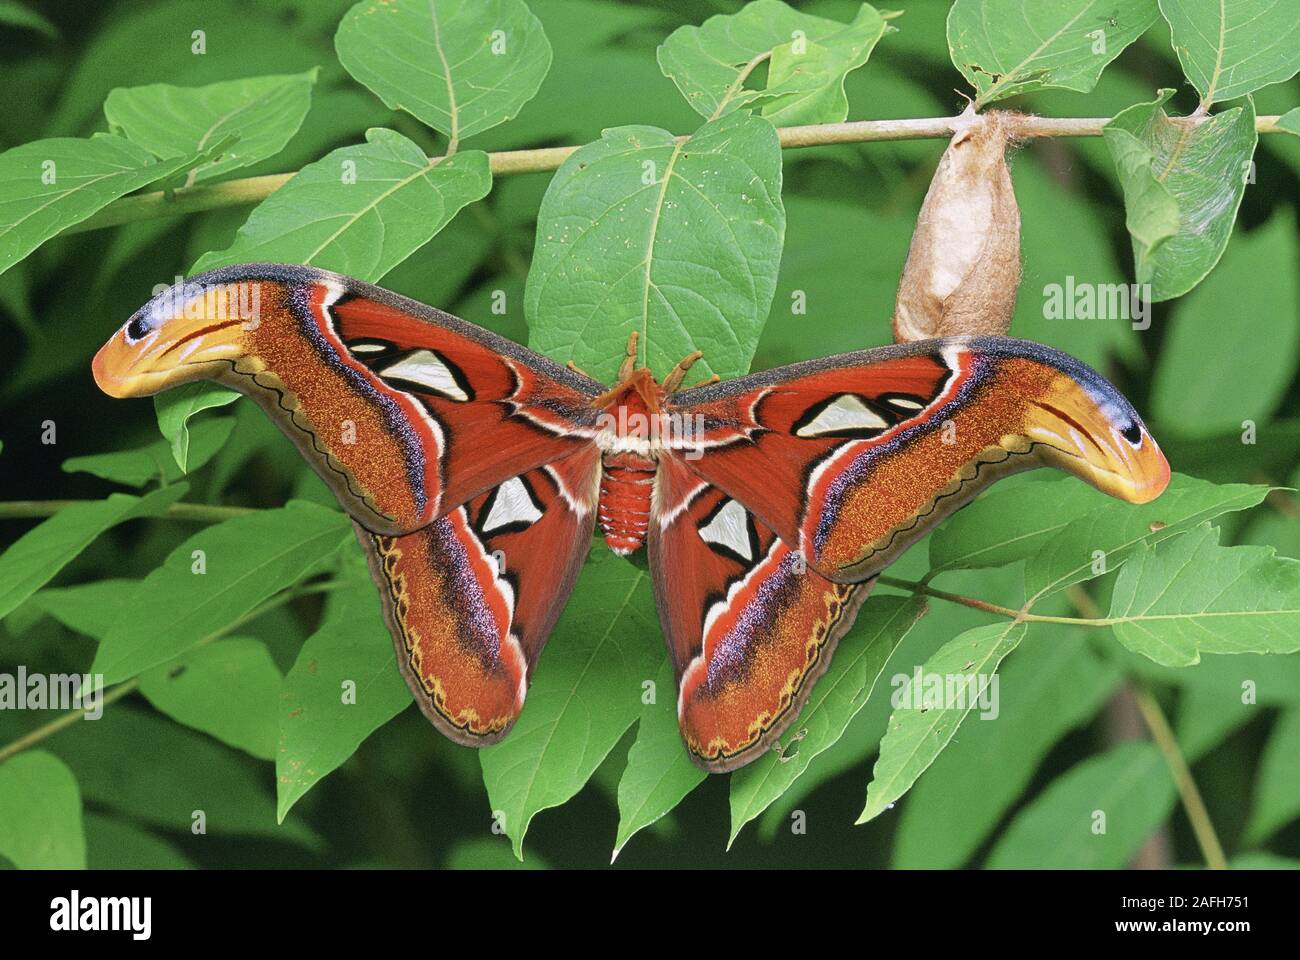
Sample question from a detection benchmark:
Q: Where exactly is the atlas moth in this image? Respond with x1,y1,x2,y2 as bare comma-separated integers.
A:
94,264,1169,772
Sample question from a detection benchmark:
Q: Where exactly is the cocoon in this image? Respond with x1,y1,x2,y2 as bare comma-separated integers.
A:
892,108,1022,342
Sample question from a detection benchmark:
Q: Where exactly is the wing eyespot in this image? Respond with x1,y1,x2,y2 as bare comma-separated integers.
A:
125,315,151,343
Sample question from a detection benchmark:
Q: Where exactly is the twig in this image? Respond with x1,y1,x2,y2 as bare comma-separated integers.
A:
1065,584,1227,868
0,500,258,522
59,113,1287,236
1131,683,1230,870
0,679,138,765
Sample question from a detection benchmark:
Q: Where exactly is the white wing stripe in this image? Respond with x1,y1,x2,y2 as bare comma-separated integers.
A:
795,394,889,437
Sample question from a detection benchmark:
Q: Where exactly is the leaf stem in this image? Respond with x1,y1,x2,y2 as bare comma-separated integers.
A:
0,679,139,765
0,499,259,522
876,574,1110,625
1130,682,1230,870
58,113,1288,236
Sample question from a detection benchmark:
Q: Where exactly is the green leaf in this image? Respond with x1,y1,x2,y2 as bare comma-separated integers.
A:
0,751,86,869
63,416,235,486
657,0,890,125
45,0,332,138
277,574,413,822
947,0,1160,107
984,741,1175,868
1108,523,1300,667
1245,708,1300,844
525,112,785,382
0,135,203,277
47,704,320,846
1278,107,1300,137
103,71,318,184
893,634,1120,868
335,0,552,141
91,501,351,684
1102,125,1179,283
1023,474,1271,601
154,384,242,471
29,579,140,639
192,128,491,283
1104,90,1257,300
857,619,1026,824
729,594,925,845
928,475,1110,572
139,638,282,760
0,0,58,38
1151,210,1299,437
1158,0,1300,104
480,547,662,859
751,565,1027,839
1125,648,1300,708
0,485,187,621
613,658,705,861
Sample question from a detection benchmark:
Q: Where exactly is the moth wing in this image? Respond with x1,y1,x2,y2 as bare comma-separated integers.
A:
96,264,604,535
357,448,600,744
667,336,1168,582
648,456,873,772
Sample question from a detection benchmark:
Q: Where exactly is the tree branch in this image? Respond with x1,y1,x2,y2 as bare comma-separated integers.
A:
60,112,1287,236
0,500,258,522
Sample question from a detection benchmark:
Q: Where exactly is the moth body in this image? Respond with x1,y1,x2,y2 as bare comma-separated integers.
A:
598,452,656,554
588,335,709,554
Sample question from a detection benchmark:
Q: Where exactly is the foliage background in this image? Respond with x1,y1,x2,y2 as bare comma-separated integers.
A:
0,0,1297,869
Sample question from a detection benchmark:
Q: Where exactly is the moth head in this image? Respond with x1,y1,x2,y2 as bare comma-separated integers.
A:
93,274,268,398
1021,363,1170,505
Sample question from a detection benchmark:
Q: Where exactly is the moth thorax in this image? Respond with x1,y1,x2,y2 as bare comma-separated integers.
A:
597,453,656,555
